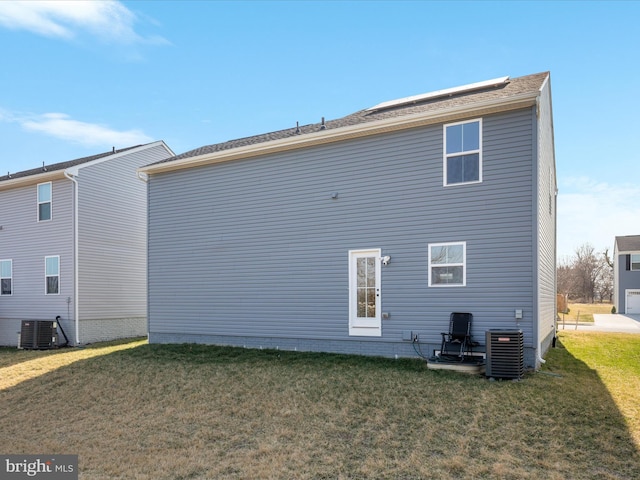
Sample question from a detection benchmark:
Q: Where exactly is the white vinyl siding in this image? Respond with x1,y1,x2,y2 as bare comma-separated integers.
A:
37,182,52,221
0,259,12,295
45,255,60,295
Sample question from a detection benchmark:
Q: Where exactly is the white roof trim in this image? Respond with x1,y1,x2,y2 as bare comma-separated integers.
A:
140,90,538,176
0,141,174,190
66,140,173,176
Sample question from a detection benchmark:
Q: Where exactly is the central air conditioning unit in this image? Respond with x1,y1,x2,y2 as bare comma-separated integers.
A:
19,320,59,350
485,329,524,380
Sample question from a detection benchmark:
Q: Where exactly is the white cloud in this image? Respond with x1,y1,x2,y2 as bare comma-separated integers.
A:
557,176,640,260
0,0,167,44
19,112,153,147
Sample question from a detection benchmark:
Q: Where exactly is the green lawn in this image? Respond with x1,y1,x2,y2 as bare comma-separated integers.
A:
0,333,638,479
562,302,614,323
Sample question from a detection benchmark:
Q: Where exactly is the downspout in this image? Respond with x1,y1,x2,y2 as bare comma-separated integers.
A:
136,170,149,338
533,97,546,366
63,170,80,345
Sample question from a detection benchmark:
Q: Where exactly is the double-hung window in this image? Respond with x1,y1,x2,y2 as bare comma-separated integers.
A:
45,256,60,295
429,242,466,286
444,119,482,185
632,254,640,271
0,259,12,295
38,182,52,221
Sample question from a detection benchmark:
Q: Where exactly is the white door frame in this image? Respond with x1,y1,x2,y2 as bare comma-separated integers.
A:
348,249,382,337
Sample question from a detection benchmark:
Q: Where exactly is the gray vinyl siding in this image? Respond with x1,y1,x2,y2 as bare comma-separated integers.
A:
76,143,171,343
0,178,75,345
148,109,538,365
617,255,640,313
535,78,558,360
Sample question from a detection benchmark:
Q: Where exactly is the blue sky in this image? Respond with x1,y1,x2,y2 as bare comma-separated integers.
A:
1,1,638,259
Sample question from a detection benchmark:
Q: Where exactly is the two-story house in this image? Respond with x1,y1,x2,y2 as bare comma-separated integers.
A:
0,141,174,346
613,235,640,314
139,72,556,368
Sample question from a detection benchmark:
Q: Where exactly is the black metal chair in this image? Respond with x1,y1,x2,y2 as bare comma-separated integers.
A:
439,312,473,361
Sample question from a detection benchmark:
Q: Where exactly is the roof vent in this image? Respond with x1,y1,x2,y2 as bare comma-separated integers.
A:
320,117,326,130
42,162,47,172
295,121,301,134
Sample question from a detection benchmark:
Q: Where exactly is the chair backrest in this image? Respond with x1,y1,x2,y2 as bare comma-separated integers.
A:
449,312,472,339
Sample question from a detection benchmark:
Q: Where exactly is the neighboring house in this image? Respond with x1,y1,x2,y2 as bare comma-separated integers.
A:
0,141,174,346
613,235,640,315
140,72,557,368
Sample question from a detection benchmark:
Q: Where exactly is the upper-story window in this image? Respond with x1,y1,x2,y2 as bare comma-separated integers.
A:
632,254,640,271
444,119,482,186
0,259,12,295
37,182,52,222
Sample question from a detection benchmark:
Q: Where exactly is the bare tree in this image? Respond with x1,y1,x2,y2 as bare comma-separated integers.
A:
557,243,613,303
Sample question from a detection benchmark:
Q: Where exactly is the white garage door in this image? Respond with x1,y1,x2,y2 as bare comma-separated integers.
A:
626,290,640,314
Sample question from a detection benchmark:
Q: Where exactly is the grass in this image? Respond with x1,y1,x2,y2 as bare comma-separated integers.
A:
0,333,639,479
562,302,614,323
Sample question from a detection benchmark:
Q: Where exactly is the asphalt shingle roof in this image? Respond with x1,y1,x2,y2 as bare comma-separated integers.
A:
1,145,142,183
152,71,549,166
616,235,640,252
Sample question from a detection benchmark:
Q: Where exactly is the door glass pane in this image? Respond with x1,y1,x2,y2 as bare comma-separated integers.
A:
366,288,376,318
357,289,366,317
357,258,366,286
366,258,375,286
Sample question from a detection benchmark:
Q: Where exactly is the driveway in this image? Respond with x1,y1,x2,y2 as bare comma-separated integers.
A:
558,314,640,334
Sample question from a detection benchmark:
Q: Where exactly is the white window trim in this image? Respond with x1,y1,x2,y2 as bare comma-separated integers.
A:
37,181,52,222
428,241,467,287
631,253,640,271
0,259,12,296
443,118,482,186
348,248,382,337
45,255,60,295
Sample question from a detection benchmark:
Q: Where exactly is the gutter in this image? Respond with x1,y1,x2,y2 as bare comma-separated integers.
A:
63,170,80,345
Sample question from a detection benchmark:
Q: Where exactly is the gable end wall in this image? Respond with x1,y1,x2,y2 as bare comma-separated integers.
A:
148,109,539,366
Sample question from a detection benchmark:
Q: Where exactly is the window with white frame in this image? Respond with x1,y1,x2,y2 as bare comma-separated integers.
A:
632,254,640,271
45,256,59,295
0,259,12,295
444,119,482,185
429,242,466,286
37,182,52,221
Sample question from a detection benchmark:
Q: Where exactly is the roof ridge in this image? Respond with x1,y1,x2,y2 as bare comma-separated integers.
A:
147,71,550,167
1,144,143,183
